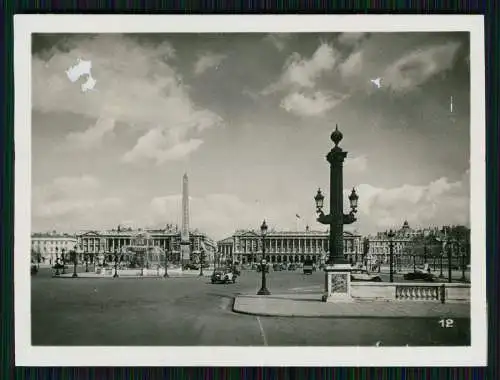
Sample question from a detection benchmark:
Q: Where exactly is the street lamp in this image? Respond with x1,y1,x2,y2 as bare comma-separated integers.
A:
460,243,466,282
447,238,454,283
257,219,271,295
113,248,119,278
72,246,78,278
61,248,66,274
387,229,395,283
314,125,359,267
55,247,60,276
164,249,169,278
199,247,205,277
84,252,89,272
439,252,444,279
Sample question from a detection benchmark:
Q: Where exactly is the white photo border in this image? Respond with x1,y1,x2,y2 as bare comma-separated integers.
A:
14,14,487,367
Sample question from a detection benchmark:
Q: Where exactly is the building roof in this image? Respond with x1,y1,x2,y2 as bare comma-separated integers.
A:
31,232,76,239
232,229,360,238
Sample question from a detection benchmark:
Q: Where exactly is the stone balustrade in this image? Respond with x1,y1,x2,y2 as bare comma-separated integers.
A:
350,282,470,303
395,285,440,301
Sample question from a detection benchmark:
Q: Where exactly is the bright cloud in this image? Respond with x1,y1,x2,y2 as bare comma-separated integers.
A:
280,91,347,117
65,117,116,150
383,41,462,93
194,52,226,75
339,50,364,79
263,33,292,51
32,175,122,220
338,32,367,46
354,171,469,233
345,155,368,172
32,35,223,160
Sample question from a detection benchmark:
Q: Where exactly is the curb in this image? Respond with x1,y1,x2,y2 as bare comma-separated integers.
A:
231,306,470,319
51,274,211,279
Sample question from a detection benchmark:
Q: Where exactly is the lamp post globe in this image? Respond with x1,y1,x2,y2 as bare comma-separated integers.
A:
257,219,271,296
314,188,324,212
348,187,359,213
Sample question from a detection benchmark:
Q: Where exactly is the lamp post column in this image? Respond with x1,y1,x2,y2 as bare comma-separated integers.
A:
447,240,453,283
388,230,395,283
164,250,169,278
257,220,270,295
72,248,78,278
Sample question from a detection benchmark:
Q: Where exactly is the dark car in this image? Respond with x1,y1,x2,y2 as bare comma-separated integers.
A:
211,269,237,284
288,264,297,271
303,260,314,275
273,263,282,271
403,271,435,282
350,269,382,282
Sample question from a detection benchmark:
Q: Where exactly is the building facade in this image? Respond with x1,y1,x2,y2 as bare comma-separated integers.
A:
76,224,216,265
217,227,362,265
366,221,445,266
31,232,77,264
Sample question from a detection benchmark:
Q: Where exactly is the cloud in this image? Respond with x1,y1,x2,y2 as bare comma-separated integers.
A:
345,155,368,172
338,32,368,46
354,171,469,234
150,193,319,241
65,117,116,150
122,127,205,164
263,33,292,51
383,41,462,93
263,42,339,94
32,175,122,219
280,91,347,117
194,52,226,75
32,34,223,161
339,50,364,79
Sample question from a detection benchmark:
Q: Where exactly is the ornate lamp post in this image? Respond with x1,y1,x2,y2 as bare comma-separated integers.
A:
72,247,78,278
257,219,270,295
439,252,444,278
447,238,454,283
113,248,119,278
54,247,60,276
61,248,66,274
387,229,395,283
460,242,466,282
164,249,169,278
199,246,205,277
84,252,89,272
314,126,359,269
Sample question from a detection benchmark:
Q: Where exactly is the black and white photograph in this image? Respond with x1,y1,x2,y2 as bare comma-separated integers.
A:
14,15,486,366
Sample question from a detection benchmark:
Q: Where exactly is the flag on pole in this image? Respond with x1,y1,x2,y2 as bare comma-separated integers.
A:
296,214,301,219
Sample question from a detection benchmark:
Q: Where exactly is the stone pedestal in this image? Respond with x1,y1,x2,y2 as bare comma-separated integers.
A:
322,264,353,303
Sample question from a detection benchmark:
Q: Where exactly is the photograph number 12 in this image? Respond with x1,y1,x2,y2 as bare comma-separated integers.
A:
14,15,486,367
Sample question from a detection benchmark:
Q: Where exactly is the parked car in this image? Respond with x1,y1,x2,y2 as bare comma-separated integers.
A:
273,263,282,271
350,269,382,282
211,269,237,284
303,260,314,275
280,263,288,270
288,264,297,271
403,271,435,282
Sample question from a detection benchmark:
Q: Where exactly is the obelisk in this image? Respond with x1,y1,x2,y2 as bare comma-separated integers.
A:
180,173,191,266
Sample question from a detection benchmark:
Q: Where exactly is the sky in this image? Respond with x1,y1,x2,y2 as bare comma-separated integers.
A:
31,32,471,240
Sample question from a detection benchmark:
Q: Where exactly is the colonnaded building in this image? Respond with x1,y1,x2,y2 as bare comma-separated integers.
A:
75,224,217,264
31,231,77,264
217,226,362,265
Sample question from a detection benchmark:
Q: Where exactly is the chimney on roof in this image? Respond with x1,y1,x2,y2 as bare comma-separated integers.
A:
306,225,310,232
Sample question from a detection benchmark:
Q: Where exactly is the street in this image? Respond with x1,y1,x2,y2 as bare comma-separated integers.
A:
31,268,470,346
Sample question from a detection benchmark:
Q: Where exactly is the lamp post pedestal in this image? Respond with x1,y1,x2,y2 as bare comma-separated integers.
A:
322,263,353,303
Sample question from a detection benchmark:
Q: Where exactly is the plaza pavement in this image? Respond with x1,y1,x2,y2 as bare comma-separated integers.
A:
233,293,470,318
31,269,471,346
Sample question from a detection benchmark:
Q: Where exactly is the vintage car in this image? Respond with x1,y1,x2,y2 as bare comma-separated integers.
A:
403,264,435,282
288,263,297,271
273,263,282,271
350,269,382,282
403,271,435,282
303,260,314,275
211,269,237,284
